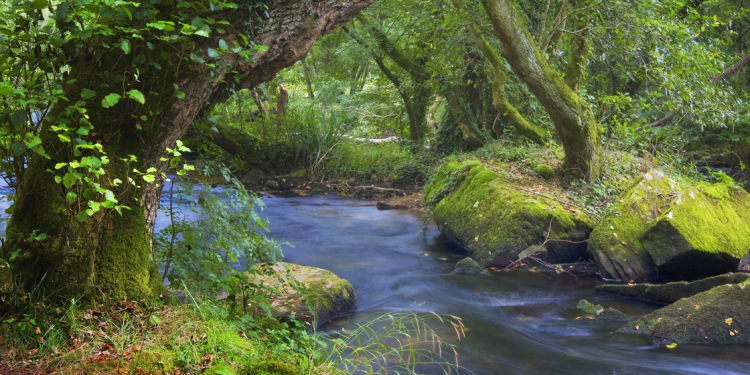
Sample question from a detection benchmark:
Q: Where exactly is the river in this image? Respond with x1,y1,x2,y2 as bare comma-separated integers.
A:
250,196,750,375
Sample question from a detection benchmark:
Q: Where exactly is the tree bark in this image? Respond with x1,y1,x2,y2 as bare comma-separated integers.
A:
276,84,289,116
481,0,600,182
2,0,373,301
251,88,268,117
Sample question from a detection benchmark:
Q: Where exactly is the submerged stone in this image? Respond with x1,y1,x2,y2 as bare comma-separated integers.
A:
589,308,627,321
424,160,592,266
264,180,280,190
453,257,484,274
595,273,750,304
588,169,750,282
249,263,356,328
618,279,750,344
576,299,604,315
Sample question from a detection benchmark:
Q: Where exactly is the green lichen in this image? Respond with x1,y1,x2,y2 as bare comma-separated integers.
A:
426,161,591,265
589,169,750,281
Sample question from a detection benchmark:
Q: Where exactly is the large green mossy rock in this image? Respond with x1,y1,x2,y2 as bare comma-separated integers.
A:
596,273,750,304
618,279,750,344
424,161,592,266
588,169,750,281
250,263,356,328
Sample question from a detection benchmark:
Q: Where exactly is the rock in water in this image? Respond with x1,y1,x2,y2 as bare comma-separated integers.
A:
424,160,592,266
576,299,604,315
588,169,750,282
588,308,627,321
264,179,280,191
249,263,356,328
618,278,750,344
595,273,750,304
453,257,484,274
0,259,12,293
240,167,264,184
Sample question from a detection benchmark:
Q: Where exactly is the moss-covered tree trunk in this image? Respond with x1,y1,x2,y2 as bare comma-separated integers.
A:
1,0,373,301
481,0,600,182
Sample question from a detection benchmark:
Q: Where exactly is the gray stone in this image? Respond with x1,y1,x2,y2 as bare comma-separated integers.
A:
241,167,264,184
453,257,484,274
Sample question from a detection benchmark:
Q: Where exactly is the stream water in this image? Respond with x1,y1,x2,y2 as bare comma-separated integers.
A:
249,196,750,375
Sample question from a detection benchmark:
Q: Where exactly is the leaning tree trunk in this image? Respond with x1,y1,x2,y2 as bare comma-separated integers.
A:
481,0,600,182
2,0,373,302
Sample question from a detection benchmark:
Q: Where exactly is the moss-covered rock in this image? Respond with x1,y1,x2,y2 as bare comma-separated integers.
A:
424,161,592,266
595,273,750,304
576,299,604,315
618,279,750,344
249,263,356,328
588,169,750,281
532,164,554,179
589,307,628,321
453,257,484,274
0,259,12,293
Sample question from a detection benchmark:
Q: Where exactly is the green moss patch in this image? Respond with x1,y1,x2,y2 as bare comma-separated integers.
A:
425,161,592,265
588,169,750,281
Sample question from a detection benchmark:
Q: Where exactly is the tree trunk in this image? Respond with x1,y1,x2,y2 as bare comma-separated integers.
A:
251,88,268,117
2,0,373,301
481,0,600,182
301,57,316,99
276,85,289,116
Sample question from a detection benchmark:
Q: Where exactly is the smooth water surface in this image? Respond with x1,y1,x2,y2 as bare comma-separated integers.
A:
255,196,750,375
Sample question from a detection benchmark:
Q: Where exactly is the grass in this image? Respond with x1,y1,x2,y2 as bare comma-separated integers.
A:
0,289,469,375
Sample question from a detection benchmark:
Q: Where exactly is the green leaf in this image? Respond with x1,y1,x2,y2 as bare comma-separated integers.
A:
66,192,77,202
55,163,68,169
102,93,121,108
81,88,96,99
149,315,161,325
62,172,77,189
127,90,145,104
147,22,166,30
54,176,62,184
219,39,228,50
142,175,156,183
77,211,88,222
120,38,131,54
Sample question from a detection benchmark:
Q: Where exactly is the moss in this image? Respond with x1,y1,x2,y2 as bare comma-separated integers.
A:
248,263,356,328
428,161,591,265
245,360,301,375
619,282,750,344
532,164,554,179
204,363,238,375
595,273,750,304
589,169,750,281
576,300,603,315
423,159,482,207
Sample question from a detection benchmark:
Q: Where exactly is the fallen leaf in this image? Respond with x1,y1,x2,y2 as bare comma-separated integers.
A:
730,331,735,336
635,325,640,330
35,327,41,335
473,201,479,208
665,343,677,349
474,235,479,241
725,317,733,326
695,303,700,309
613,233,618,238
621,241,627,245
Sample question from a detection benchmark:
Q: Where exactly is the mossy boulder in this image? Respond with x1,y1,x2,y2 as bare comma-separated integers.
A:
532,164,554,179
249,263,356,328
576,299,604,315
588,169,750,282
453,257,484,274
595,273,750,304
618,279,750,344
0,259,11,293
424,160,592,266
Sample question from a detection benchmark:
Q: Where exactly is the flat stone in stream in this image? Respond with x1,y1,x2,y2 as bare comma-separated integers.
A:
576,300,627,320
249,263,356,328
596,273,750,304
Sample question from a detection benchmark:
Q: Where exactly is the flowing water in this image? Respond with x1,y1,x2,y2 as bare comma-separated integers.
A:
250,196,750,375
